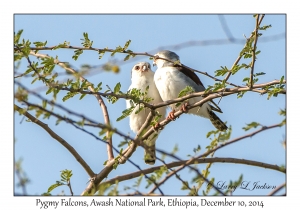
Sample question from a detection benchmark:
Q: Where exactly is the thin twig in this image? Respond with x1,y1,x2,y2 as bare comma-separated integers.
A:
197,123,282,159
67,180,74,196
218,15,235,41
224,14,265,83
249,14,260,88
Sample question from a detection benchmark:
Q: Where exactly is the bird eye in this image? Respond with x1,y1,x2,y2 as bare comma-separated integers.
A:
135,66,140,70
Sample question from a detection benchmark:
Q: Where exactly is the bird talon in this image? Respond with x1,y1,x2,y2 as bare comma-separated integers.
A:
180,102,189,113
167,110,176,121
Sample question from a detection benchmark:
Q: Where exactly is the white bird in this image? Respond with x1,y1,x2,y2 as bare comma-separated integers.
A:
153,50,227,131
127,62,166,165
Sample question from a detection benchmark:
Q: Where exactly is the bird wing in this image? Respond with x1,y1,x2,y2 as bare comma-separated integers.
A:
175,65,224,113
209,101,223,113
175,65,205,87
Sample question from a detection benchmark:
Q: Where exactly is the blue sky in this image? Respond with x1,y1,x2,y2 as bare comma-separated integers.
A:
14,14,286,196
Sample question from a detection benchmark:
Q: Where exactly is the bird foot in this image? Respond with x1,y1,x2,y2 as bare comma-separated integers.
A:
180,102,189,113
167,110,176,121
153,122,163,131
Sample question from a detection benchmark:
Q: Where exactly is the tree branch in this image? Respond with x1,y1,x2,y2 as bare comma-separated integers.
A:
224,14,265,83
14,104,95,178
102,157,285,187
29,51,114,160
142,122,284,195
47,79,285,114
81,110,165,195
249,14,260,88
197,124,283,160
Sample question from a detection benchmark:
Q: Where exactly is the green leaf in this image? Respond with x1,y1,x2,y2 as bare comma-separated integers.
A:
178,86,194,98
134,105,144,114
98,47,108,59
14,29,24,44
171,144,179,155
72,49,83,61
116,106,134,121
242,122,261,131
113,82,121,93
52,41,70,50
133,175,143,188
99,128,108,136
42,100,47,109
55,118,62,125
242,77,250,83
81,32,93,48
259,24,272,30
124,54,131,61
62,92,78,102
193,145,201,153
41,192,52,196
206,129,220,138
215,66,229,76
31,77,38,84
60,169,73,182
123,40,131,51
280,76,285,85
113,161,119,169
237,90,246,98
254,72,266,77
279,108,286,116
118,140,129,147
181,181,190,190
33,41,47,48
79,94,86,100
47,181,64,193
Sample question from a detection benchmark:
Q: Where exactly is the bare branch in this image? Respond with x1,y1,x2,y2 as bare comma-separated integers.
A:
67,180,74,196
218,15,234,41
14,104,95,178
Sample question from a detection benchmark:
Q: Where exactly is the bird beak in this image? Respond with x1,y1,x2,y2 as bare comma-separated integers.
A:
153,55,158,66
153,59,156,67
142,65,148,72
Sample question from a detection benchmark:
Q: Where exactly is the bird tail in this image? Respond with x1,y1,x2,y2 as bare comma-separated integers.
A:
208,110,228,131
143,136,157,165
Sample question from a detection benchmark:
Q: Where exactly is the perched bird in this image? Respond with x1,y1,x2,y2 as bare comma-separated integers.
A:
153,50,227,131
127,62,166,165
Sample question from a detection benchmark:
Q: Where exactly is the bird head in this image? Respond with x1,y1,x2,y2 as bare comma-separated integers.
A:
131,62,153,81
153,50,180,68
